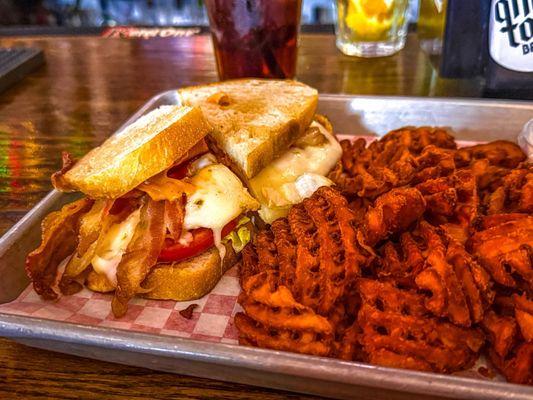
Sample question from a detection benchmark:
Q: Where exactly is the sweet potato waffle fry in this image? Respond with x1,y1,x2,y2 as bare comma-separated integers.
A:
482,294,533,384
237,127,532,385
415,169,479,243
376,221,494,326
236,186,425,353
356,279,484,373
239,187,375,316
469,214,533,291
483,164,533,215
329,127,457,200
236,270,334,356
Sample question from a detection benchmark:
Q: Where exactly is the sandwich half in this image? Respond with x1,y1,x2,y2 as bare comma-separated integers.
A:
178,79,342,223
26,105,258,317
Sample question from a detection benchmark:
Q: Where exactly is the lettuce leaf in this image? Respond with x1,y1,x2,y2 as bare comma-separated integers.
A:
223,216,251,253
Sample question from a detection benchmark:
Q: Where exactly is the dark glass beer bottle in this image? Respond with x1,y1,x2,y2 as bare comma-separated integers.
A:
484,0,533,98
439,0,485,78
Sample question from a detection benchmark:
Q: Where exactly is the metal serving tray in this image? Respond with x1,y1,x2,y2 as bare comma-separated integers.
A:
1,92,532,400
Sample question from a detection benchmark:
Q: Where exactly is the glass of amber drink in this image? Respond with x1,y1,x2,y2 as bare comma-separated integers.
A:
334,0,410,57
418,0,448,55
205,0,302,80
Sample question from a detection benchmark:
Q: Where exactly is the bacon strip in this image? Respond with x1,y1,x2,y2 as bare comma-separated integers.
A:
363,187,426,247
25,198,94,299
164,197,185,241
78,200,114,253
51,152,77,192
59,199,114,295
138,171,195,201
111,198,166,317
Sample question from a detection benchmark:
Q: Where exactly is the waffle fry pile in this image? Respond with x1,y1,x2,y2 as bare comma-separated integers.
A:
235,127,532,385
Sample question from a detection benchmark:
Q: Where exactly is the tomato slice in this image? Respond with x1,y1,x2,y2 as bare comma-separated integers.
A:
159,151,237,262
158,219,238,262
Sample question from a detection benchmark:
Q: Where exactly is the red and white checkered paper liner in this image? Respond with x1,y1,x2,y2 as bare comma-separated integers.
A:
0,136,482,345
0,266,242,344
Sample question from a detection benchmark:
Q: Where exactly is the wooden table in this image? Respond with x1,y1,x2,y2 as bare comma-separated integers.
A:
0,33,483,399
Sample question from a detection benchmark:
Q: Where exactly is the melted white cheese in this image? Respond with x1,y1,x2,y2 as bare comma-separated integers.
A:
91,208,141,286
249,121,342,223
184,163,259,261
281,173,334,203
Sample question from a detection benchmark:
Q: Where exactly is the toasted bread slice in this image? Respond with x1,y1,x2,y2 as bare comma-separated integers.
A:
59,106,211,199
142,244,237,301
178,79,318,179
85,245,237,300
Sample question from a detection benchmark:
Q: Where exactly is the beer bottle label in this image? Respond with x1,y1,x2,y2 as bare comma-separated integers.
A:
489,0,533,72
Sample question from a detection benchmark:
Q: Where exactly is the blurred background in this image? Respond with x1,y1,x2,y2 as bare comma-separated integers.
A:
0,0,421,29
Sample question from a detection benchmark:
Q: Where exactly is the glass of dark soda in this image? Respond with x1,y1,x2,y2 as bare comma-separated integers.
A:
205,0,302,80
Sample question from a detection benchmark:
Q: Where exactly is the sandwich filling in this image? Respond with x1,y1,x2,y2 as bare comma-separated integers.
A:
249,121,342,223
183,160,258,261
26,150,259,318
90,153,258,286
91,207,141,286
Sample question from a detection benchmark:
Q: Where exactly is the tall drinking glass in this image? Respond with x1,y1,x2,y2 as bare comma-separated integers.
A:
334,0,410,57
205,0,302,80
418,0,448,55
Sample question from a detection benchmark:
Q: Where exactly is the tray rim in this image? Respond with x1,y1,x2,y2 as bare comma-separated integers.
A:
2,313,532,399
320,92,533,109
1,91,532,400
144,89,533,111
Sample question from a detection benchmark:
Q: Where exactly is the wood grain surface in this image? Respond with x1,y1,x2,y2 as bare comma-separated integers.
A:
0,337,320,399
0,33,483,399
